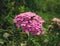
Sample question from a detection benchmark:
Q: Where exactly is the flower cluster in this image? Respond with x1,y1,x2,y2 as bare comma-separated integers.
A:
14,12,44,35
48,18,60,31
52,18,60,23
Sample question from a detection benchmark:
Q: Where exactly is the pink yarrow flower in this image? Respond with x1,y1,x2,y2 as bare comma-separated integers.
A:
14,12,44,35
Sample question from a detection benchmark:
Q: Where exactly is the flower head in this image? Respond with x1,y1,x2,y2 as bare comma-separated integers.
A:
52,18,60,23
14,12,44,35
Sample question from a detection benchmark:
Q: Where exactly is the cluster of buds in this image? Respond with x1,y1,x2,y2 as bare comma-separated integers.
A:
48,18,60,31
52,18,60,28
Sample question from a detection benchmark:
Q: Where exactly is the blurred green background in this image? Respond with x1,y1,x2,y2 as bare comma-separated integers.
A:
0,0,60,46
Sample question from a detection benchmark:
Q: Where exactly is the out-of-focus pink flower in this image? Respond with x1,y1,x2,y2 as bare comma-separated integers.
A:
14,12,44,35
52,18,60,22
